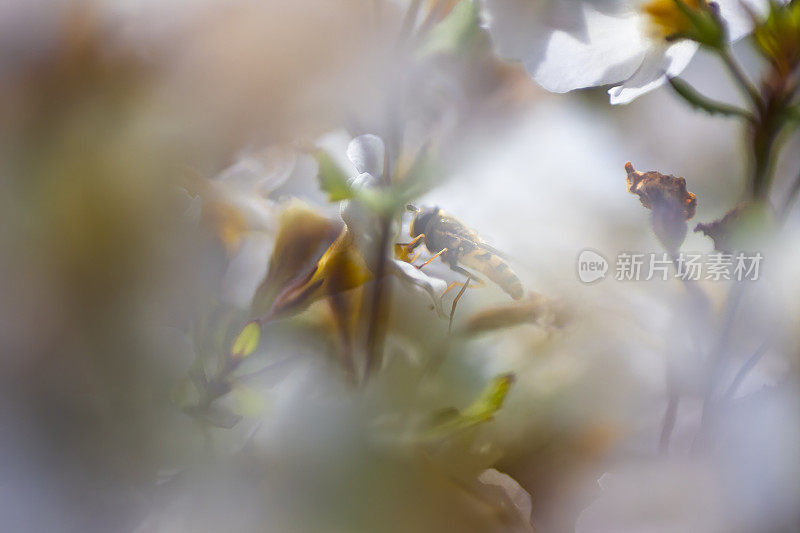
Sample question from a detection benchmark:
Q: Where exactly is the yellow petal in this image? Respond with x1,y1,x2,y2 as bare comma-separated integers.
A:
251,200,340,315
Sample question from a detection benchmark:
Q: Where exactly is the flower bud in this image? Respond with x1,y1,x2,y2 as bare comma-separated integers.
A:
626,162,697,252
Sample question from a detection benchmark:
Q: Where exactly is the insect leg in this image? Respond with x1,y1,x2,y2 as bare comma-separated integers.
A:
397,234,425,250
449,264,486,288
441,266,485,297
449,274,471,333
441,278,485,297
417,247,448,269
395,234,426,263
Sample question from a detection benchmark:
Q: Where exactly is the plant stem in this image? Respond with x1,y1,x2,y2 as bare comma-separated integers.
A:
749,112,780,200
723,341,770,401
718,48,762,111
363,215,393,382
779,168,800,220
659,390,679,455
693,281,745,452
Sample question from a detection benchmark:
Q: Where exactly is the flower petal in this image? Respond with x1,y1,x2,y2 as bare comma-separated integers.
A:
481,0,650,93
715,0,785,42
535,4,650,93
390,259,447,318
608,39,698,104
346,134,385,177
339,172,381,234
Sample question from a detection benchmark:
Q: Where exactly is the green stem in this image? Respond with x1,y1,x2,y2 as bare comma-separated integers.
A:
749,116,779,200
667,77,754,121
718,48,763,111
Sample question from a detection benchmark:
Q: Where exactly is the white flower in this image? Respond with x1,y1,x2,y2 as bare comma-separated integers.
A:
479,0,776,104
339,134,386,252
340,134,448,316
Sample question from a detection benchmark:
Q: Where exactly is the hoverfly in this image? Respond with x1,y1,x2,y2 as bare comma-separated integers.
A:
401,205,524,300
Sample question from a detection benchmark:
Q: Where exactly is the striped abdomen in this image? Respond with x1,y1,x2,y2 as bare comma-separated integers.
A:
460,247,523,300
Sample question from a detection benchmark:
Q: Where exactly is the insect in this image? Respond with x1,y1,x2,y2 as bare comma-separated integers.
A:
401,205,524,300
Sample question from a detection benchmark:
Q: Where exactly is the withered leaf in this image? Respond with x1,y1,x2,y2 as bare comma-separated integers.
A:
625,162,697,251
625,162,696,220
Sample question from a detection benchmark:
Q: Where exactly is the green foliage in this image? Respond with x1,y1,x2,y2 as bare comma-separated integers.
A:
423,373,515,439
669,0,726,48
667,77,752,120
231,321,261,359
315,150,354,202
461,373,515,421
417,0,486,58
753,0,800,73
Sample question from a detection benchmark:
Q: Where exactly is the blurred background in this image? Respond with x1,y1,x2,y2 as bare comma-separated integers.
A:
1,1,798,532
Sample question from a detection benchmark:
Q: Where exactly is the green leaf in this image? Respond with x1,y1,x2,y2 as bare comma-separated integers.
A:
667,77,752,120
673,0,725,47
461,373,516,422
231,321,261,359
315,150,353,202
785,105,800,123
422,373,516,439
753,0,800,68
417,0,485,58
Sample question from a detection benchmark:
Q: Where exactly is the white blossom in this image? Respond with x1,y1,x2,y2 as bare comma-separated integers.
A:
479,0,777,104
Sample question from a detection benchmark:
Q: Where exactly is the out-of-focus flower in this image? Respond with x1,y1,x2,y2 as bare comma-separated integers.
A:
626,161,697,251
479,0,775,103
753,0,800,77
255,134,448,322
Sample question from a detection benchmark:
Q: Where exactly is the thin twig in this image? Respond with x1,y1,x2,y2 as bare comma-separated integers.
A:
723,341,770,401
700,282,745,421
659,390,679,455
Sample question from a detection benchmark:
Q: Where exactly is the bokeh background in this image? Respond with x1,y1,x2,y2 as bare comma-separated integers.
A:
1,1,798,532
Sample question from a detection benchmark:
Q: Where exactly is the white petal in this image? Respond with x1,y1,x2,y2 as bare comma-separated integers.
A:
715,0,786,42
608,39,698,104
346,134,385,177
479,0,552,61
390,259,447,317
481,0,650,93
534,4,650,93
215,146,297,194
339,172,385,261
478,469,534,527
339,172,381,232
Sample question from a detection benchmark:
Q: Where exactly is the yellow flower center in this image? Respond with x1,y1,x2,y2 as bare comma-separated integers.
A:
641,0,701,39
